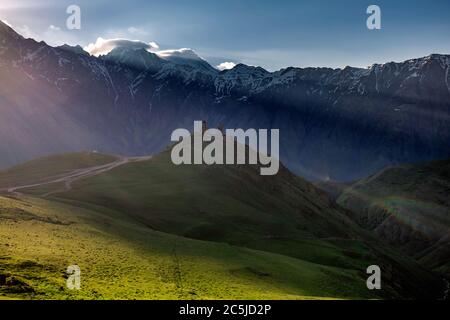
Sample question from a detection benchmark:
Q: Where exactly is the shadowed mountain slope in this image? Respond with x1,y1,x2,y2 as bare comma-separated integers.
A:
338,159,450,276
1,20,449,181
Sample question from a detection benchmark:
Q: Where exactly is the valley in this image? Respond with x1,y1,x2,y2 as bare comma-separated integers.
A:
0,151,446,300
0,16,449,301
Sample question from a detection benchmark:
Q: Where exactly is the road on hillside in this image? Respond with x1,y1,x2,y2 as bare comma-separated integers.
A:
2,155,152,197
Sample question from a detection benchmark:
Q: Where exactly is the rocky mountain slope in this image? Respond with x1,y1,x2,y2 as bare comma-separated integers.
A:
1,20,449,181
337,159,450,276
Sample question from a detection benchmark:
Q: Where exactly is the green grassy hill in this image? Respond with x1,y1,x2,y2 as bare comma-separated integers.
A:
337,159,450,276
44,151,364,257
0,195,379,300
0,150,444,299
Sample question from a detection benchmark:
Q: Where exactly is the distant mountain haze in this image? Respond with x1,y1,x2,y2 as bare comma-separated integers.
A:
0,21,449,181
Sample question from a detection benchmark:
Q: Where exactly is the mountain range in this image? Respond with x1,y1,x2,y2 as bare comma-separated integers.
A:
1,20,449,181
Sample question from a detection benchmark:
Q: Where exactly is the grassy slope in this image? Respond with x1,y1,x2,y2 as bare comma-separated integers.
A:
0,152,117,189
0,196,374,300
0,151,444,299
50,151,365,257
337,159,450,275
29,150,387,272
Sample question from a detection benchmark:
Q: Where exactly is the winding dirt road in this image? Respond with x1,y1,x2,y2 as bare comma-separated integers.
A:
3,155,152,197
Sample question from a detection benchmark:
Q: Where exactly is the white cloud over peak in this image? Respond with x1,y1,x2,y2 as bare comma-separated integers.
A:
84,37,160,57
156,48,202,61
216,61,237,71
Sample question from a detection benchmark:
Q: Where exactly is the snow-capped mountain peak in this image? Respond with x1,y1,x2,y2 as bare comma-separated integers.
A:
102,46,166,71
156,48,217,74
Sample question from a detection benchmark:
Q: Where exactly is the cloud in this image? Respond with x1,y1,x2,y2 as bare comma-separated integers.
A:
149,41,160,50
42,24,79,47
127,26,148,36
1,20,80,46
0,20,34,38
48,25,61,31
84,38,160,57
157,48,201,60
14,24,36,39
216,61,237,71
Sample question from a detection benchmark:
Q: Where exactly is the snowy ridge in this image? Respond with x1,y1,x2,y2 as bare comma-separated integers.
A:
0,20,449,105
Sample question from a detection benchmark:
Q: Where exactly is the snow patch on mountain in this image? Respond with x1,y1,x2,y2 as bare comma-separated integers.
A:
103,46,166,72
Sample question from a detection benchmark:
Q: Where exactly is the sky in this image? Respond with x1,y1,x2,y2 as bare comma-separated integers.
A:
1,0,450,71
